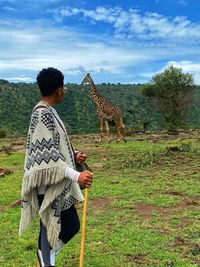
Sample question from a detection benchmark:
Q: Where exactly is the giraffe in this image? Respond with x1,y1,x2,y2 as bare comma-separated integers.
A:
81,73,126,144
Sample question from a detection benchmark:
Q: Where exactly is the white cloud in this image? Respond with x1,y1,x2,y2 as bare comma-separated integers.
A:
139,72,156,78
0,6,200,84
4,76,33,82
0,18,156,81
138,61,200,85
49,6,200,42
142,61,200,85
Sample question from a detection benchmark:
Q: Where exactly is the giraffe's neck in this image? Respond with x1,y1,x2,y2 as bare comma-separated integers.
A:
89,79,103,106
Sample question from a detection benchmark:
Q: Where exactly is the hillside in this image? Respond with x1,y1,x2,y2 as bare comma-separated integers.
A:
0,80,200,135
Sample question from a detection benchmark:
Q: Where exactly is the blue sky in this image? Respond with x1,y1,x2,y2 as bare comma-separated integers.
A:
0,0,200,84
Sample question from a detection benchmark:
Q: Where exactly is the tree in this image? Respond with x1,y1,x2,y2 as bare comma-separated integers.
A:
142,65,195,132
0,79,9,84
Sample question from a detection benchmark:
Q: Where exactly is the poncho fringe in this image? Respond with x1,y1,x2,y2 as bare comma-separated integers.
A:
21,164,66,196
19,164,69,248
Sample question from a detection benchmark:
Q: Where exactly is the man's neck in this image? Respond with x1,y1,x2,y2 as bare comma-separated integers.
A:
40,96,57,107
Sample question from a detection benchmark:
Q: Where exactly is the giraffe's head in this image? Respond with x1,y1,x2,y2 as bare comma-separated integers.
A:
81,73,92,84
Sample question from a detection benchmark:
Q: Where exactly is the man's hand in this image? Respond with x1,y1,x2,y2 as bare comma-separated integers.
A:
78,170,93,188
76,152,87,164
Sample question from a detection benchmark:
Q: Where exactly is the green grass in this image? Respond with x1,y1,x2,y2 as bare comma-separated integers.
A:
0,134,200,266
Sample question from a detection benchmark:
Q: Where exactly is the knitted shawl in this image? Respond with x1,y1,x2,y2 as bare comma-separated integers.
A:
19,101,84,249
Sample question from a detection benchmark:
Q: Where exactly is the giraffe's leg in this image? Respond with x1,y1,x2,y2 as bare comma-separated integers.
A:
105,120,111,143
116,124,121,143
120,121,127,143
114,118,122,143
98,118,103,144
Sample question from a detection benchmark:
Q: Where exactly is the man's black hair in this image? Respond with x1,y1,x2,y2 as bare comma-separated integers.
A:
36,67,64,96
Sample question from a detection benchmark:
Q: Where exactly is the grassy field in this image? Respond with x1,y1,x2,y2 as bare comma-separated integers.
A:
0,133,200,267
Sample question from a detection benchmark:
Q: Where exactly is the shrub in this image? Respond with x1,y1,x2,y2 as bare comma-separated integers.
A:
0,128,7,138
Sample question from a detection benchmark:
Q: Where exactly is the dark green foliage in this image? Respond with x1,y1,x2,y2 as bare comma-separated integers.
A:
0,77,199,136
0,82,40,135
0,128,7,138
142,66,195,132
0,79,9,85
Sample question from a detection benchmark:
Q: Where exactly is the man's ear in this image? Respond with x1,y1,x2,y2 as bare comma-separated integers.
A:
57,87,62,96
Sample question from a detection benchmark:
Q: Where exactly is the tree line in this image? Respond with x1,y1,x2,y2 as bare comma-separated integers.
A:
0,66,200,137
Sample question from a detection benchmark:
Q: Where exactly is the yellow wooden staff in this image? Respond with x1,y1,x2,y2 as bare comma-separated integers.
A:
79,187,89,267
76,160,92,267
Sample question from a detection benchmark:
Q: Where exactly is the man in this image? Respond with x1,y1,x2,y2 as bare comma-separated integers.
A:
19,67,93,267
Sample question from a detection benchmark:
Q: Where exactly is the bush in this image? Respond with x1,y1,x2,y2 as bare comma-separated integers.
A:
0,129,7,138
142,65,195,132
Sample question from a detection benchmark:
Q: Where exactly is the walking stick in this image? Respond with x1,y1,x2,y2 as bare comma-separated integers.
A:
78,162,92,267
80,187,89,267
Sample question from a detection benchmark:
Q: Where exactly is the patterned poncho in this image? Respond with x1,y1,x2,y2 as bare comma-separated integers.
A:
19,101,84,249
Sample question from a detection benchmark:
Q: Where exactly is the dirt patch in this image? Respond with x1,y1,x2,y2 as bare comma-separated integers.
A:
165,191,200,201
178,195,200,210
172,239,200,265
136,194,199,220
177,218,194,228
0,141,25,156
11,141,26,152
133,129,200,142
9,199,21,208
164,192,200,211
89,197,114,213
136,204,173,219
173,238,200,255
126,253,146,264
165,190,186,197
11,144,25,152
0,145,13,155
92,162,105,168
0,168,13,177
0,199,21,213
174,236,186,246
